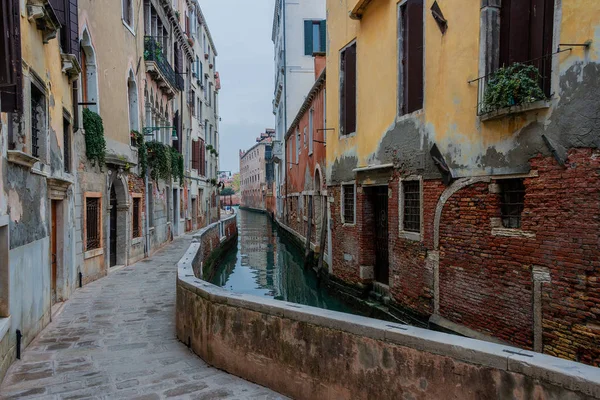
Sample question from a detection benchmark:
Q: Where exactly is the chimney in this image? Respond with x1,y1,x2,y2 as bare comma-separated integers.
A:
313,53,326,79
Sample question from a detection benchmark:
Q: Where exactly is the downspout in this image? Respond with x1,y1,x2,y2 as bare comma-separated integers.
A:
282,0,288,221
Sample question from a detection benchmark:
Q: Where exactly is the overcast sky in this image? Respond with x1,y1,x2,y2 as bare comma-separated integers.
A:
200,0,276,174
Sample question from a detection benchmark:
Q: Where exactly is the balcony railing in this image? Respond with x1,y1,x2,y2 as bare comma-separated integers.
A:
469,48,570,117
144,36,184,91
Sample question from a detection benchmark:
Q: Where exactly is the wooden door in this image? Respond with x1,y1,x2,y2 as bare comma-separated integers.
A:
374,187,389,285
51,201,58,305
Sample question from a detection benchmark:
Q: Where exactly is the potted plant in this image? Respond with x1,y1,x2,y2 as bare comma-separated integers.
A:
206,144,213,151
204,53,209,59
482,63,546,114
187,37,194,46
209,63,213,69
174,10,180,19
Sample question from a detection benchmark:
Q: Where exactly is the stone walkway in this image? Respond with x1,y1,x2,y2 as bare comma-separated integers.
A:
0,236,286,400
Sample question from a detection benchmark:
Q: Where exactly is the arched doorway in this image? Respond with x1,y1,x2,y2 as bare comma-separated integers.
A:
109,176,128,267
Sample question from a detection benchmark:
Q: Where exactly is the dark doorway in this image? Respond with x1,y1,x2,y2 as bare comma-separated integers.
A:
372,186,389,285
50,200,58,305
110,185,117,267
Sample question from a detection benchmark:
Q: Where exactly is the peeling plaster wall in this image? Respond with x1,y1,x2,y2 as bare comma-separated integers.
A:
325,0,600,181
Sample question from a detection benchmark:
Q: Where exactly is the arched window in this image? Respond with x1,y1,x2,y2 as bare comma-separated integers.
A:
81,28,99,113
127,70,139,133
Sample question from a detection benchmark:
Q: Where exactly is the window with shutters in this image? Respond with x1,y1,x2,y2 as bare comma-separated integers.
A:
398,0,424,116
148,183,155,227
288,138,293,169
342,184,355,225
340,42,357,136
296,128,300,164
50,0,79,59
192,139,200,171
85,195,101,251
304,20,326,55
122,0,134,30
0,0,22,113
499,0,554,97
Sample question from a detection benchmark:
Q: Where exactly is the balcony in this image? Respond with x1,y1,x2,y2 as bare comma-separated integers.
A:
144,36,184,98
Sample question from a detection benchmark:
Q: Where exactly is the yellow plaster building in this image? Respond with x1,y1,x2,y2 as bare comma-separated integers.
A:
325,0,600,365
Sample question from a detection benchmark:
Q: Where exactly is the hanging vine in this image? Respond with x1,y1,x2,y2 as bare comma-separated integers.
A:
144,141,184,184
82,108,107,167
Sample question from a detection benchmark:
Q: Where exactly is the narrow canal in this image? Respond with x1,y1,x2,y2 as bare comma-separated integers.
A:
210,208,355,314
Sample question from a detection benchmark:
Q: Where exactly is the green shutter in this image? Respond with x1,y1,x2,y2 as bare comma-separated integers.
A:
319,20,326,52
304,20,313,55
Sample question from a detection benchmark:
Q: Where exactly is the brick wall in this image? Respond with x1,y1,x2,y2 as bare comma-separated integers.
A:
328,149,600,366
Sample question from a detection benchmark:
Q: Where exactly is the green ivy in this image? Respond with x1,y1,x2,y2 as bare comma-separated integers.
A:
82,108,106,167
482,63,546,114
145,141,184,184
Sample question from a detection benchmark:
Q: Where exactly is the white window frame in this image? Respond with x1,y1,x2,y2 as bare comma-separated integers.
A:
122,0,135,34
341,182,356,226
399,175,423,241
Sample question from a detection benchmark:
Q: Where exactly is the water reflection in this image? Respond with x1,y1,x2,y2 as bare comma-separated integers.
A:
211,208,353,313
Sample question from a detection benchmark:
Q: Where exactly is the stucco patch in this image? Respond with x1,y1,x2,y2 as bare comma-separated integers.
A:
8,189,22,222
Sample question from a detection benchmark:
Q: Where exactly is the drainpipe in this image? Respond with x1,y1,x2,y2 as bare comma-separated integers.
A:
281,0,288,222
144,165,150,258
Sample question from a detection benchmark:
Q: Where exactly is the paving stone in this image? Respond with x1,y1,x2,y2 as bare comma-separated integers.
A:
0,236,286,399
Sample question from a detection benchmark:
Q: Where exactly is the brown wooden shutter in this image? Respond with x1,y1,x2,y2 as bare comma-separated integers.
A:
172,111,180,151
0,0,22,113
340,50,346,134
50,0,66,24
405,0,424,114
500,0,530,66
68,0,79,59
344,43,357,134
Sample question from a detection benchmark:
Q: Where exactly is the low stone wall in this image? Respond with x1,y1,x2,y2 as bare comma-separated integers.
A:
176,214,600,400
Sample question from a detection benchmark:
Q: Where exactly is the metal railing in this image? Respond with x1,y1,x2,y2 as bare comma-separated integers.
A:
469,48,572,116
144,36,183,91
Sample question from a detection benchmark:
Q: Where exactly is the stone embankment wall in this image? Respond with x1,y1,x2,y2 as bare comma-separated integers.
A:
176,214,600,400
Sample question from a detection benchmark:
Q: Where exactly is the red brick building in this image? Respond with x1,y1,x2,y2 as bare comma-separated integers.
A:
283,56,327,255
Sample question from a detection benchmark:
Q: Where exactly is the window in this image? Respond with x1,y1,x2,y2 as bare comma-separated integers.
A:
399,0,424,115
340,42,356,136
190,89,196,116
197,98,202,119
402,180,421,233
127,70,139,131
500,179,525,229
304,20,326,55
31,82,46,159
63,116,71,173
0,0,23,113
303,126,307,148
132,197,141,238
192,140,200,171
122,0,133,27
499,0,554,96
342,184,355,224
85,196,101,250
295,128,300,164
309,108,314,155
52,0,79,58
148,183,154,227
288,139,292,169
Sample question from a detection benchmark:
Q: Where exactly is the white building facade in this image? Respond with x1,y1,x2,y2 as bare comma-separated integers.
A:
272,0,326,219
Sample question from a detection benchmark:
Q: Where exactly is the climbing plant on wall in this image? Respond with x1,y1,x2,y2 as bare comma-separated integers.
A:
82,108,107,167
144,141,184,184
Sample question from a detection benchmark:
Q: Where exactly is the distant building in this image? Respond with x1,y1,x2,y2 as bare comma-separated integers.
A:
239,130,276,211
283,55,327,256
272,0,326,219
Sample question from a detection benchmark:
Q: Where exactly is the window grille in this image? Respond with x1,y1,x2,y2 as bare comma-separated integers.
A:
500,179,525,229
31,85,44,158
63,118,71,172
86,197,101,250
403,180,421,233
132,198,141,238
342,184,355,224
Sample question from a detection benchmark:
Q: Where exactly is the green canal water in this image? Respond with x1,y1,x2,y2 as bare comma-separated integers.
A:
210,208,354,314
